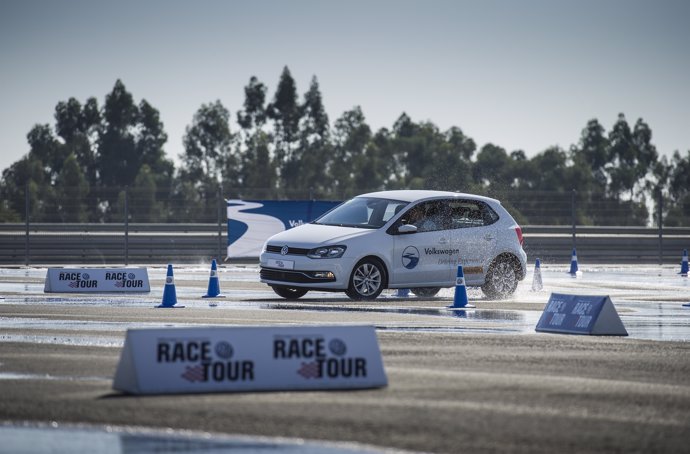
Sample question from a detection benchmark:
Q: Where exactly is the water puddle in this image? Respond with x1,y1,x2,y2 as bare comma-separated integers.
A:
376,325,529,334
1,265,689,341
1,293,266,306
262,302,532,321
0,372,110,381
0,333,124,347
0,423,395,454
260,303,542,334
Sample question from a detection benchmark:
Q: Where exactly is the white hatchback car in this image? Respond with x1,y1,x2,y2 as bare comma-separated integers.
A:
260,190,527,300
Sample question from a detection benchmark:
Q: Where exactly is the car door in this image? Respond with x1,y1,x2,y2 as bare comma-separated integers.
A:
446,200,498,285
390,201,453,286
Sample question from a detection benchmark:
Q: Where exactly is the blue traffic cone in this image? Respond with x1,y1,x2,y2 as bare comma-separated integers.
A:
157,264,184,308
450,265,475,308
202,259,225,298
568,248,580,276
393,288,410,297
679,249,688,277
531,258,543,291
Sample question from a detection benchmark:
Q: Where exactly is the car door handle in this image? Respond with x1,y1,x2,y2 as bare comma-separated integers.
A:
439,238,449,244
484,234,495,241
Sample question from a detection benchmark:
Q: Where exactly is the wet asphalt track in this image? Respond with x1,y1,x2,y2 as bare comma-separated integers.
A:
0,264,689,453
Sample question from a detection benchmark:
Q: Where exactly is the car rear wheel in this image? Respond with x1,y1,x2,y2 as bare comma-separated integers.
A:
481,258,519,299
272,286,308,299
410,287,441,297
346,258,385,300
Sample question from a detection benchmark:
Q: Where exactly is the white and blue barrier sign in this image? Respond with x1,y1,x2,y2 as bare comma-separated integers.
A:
113,325,387,395
44,267,150,293
226,199,340,258
536,293,628,336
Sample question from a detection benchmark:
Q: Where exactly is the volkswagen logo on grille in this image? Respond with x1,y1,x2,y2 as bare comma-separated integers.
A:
280,245,289,255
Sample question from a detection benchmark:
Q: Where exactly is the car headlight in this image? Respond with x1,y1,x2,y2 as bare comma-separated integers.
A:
307,245,347,259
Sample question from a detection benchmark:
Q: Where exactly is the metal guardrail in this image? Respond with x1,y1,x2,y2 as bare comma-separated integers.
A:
0,224,688,266
520,225,689,265
0,223,223,233
0,223,227,265
522,225,690,236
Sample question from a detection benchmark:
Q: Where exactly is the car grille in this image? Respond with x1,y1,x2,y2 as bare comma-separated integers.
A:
265,245,310,255
260,268,335,283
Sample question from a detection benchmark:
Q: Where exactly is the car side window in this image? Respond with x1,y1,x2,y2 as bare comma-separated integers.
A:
448,200,498,229
480,202,500,225
396,201,448,233
383,202,408,223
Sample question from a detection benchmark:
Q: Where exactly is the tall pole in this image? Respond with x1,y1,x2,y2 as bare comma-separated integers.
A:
124,186,129,266
658,190,663,266
217,185,223,261
25,185,30,267
571,189,577,251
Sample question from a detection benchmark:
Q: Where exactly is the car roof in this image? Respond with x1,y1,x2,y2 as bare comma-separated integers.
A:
357,190,500,205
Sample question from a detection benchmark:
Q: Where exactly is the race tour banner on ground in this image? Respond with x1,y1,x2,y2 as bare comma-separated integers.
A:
44,267,150,293
113,325,387,395
536,293,628,336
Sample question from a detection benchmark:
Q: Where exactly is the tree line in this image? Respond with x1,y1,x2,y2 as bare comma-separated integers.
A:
1,66,689,226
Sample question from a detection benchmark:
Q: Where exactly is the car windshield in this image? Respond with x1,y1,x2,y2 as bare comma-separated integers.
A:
314,197,408,229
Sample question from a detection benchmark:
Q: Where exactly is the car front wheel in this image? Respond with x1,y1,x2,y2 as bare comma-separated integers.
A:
481,258,519,299
272,286,308,299
346,258,385,300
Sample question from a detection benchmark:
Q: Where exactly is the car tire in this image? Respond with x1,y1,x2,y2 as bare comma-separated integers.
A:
481,257,519,299
272,286,308,299
410,287,441,297
346,258,386,300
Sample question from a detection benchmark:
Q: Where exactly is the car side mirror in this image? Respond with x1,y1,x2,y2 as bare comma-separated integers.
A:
398,224,418,234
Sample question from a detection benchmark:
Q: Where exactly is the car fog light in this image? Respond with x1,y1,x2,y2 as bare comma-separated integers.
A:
312,271,335,279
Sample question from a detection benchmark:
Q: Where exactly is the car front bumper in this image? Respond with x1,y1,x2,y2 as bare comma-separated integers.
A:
259,253,354,290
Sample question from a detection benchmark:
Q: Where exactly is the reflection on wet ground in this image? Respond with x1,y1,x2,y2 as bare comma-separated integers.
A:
1,264,689,342
258,304,540,334
261,303,523,319
0,424,392,454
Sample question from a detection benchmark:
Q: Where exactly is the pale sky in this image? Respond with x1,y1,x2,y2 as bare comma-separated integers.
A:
1,0,689,174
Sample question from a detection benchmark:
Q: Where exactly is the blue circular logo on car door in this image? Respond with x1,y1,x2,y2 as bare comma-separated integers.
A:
402,246,420,269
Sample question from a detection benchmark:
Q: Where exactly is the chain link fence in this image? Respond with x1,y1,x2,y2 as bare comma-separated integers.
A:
1,186,688,265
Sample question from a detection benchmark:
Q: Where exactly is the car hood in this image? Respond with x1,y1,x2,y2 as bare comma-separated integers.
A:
266,223,373,248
